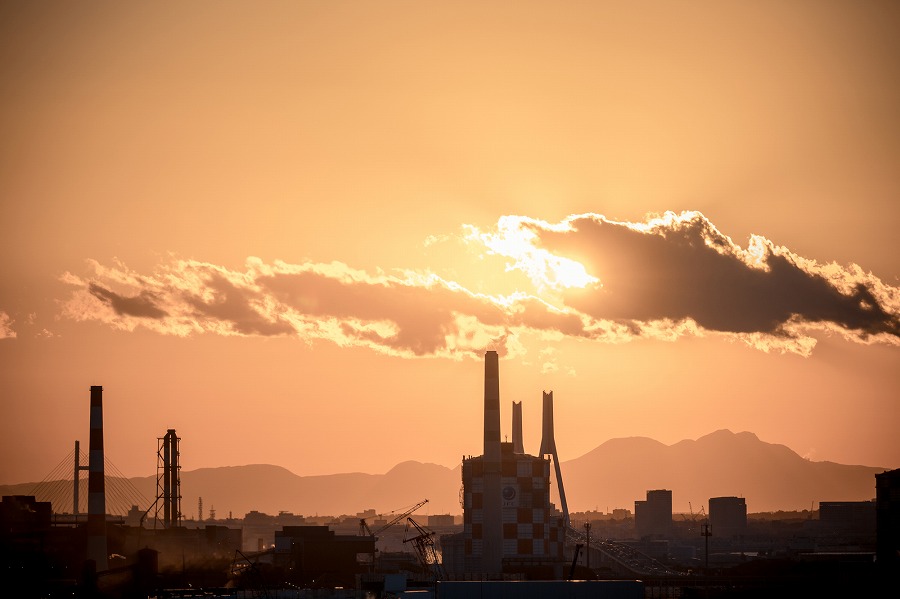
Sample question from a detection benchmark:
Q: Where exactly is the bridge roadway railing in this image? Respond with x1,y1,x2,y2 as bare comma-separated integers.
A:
565,525,683,578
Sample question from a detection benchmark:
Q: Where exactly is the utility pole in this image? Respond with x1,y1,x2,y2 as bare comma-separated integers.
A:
701,522,712,571
583,521,591,570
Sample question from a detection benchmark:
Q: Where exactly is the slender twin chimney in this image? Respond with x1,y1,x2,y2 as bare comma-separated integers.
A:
480,353,571,573
482,351,503,574
87,386,108,570
539,391,570,527
511,401,524,454
538,391,556,456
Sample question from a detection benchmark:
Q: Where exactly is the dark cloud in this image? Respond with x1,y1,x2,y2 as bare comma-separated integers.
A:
184,273,294,336
529,213,899,341
88,283,168,319
257,271,508,355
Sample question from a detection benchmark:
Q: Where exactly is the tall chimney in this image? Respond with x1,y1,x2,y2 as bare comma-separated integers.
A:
511,401,524,453
163,429,181,527
539,391,556,456
482,351,503,574
540,391,570,528
87,386,108,570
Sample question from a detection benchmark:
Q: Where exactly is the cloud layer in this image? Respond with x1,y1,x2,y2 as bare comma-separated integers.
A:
61,258,561,359
60,212,899,358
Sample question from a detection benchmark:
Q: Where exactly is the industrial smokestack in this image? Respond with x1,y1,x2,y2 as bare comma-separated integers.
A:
511,401,524,454
539,391,556,457
482,351,503,574
165,430,180,527
539,391,570,528
87,386,107,570
484,351,501,460
163,432,171,526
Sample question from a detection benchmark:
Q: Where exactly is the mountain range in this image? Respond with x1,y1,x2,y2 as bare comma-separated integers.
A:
2,430,886,518
560,429,883,514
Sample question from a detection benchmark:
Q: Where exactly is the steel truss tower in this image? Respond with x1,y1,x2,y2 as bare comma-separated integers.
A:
155,429,181,527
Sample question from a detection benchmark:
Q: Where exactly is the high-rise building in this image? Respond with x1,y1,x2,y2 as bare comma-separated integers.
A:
708,496,747,538
635,490,672,539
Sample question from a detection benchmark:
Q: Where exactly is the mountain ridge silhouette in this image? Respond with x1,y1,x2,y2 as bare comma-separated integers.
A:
3,430,885,517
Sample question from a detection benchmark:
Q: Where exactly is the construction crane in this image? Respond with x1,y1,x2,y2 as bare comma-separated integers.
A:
684,502,706,522
358,499,429,571
359,498,429,537
403,516,446,580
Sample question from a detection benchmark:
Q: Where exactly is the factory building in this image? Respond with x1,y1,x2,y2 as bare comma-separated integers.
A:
819,500,876,537
274,525,374,588
708,496,747,538
444,351,567,577
459,442,565,572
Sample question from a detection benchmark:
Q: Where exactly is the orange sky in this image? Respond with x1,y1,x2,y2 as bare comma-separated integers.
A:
1,1,898,502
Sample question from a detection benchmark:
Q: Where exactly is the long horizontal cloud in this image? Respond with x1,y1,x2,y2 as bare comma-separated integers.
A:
60,211,899,357
61,258,585,359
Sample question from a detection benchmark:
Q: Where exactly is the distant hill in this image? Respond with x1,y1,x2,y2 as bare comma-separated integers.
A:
1,430,886,517
558,429,885,513
0,462,462,519
126,461,464,518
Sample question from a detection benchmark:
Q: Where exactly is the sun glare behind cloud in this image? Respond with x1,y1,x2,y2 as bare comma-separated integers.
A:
464,215,599,294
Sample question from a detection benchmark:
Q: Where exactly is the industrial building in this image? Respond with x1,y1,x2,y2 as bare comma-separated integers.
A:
443,351,568,578
274,525,375,587
876,468,900,568
819,500,876,537
455,442,566,574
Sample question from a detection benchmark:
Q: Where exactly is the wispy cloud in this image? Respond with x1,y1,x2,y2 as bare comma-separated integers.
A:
59,212,899,358
0,311,16,340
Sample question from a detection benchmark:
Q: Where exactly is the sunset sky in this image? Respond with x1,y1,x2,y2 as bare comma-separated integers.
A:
1,1,898,496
